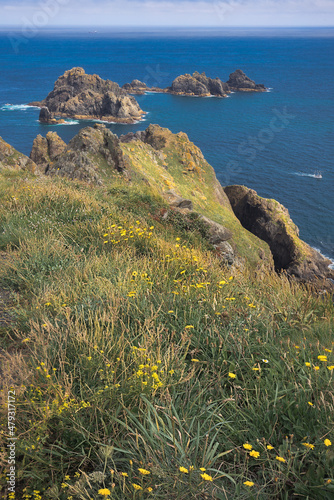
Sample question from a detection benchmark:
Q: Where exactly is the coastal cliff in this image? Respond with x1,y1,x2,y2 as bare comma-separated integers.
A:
30,67,145,124
26,123,332,286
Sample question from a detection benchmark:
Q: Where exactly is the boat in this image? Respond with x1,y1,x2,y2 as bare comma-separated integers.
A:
313,171,322,179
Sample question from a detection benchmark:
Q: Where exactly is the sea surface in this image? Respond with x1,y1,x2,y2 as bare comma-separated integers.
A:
0,27,333,260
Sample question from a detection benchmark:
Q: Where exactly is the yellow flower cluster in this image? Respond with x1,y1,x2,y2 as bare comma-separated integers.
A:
102,221,154,246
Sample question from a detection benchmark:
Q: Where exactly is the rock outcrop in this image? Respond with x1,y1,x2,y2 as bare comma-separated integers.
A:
31,67,145,124
30,132,67,172
122,69,266,97
168,72,229,97
122,80,149,95
30,124,129,184
224,185,333,283
0,136,38,173
226,70,266,91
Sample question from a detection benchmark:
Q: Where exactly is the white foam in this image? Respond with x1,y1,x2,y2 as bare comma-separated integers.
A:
1,104,40,111
56,120,80,126
312,247,334,269
293,172,322,179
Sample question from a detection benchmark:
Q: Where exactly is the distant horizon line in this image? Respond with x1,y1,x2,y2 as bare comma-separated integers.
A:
0,25,334,29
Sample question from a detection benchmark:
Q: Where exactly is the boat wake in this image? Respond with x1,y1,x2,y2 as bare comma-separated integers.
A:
1,104,40,111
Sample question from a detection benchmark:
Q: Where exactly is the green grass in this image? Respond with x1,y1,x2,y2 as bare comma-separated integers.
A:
0,168,333,500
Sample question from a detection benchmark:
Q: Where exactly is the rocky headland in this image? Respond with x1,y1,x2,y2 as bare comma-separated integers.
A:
30,67,146,124
21,123,332,287
123,69,266,97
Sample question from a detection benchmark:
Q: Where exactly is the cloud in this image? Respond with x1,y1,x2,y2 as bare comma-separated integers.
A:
0,0,333,26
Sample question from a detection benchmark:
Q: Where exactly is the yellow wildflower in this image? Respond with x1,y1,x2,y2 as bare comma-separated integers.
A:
243,443,252,451
267,445,274,450
243,481,254,487
132,484,142,490
199,467,206,471
302,443,315,449
318,355,327,362
228,372,236,379
308,401,314,406
200,473,213,481
121,472,128,477
138,468,150,475
305,362,311,367
147,487,153,492
327,366,334,371
185,325,194,329
249,450,260,458
191,359,200,362
179,466,189,473
324,439,332,447
276,456,286,463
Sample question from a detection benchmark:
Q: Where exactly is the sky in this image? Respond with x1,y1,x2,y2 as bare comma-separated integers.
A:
0,0,334,27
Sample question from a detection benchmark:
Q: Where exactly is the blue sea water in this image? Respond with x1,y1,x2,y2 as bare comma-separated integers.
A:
0,27,333,260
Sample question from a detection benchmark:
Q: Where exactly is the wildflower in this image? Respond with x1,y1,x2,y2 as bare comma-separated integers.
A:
199,467,206,471
243,443,252,451
262,359,269,363
248,303,256,308
252,367,259,371
138,468,150,475
147,487,153,492
249,450,260,458
267,445,274,450
228,372,236,379
22,338,30,343
308,401,314,406
191,359,200,362
132,483,142,490
325,349,332,353
318,355,327,362
168,310,174,313
327,366,334,370
64,475,70,480
179,466,189,473
98,489,111,496
314,366,320,371
185,325,194,329
276,456,286,463
324,439,332,447
243,481,254,487
200,473,213,481
305,362,311,367
121,472,128,477
87,356,92,361
302,443,315,449
169,369,175,375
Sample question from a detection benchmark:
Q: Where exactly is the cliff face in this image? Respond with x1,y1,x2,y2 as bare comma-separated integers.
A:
31,67,145,124
0,136,38,173
224,185,333,283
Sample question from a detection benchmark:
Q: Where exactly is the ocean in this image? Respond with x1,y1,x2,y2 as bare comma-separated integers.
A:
0,27,333,261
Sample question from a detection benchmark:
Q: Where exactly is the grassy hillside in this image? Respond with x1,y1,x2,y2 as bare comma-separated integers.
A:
0,140,333,499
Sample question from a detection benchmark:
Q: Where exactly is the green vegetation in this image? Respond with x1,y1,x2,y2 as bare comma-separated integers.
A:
0,163,333,500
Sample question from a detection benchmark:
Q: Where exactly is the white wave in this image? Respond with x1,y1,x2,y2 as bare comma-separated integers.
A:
56,120,80,125
1,104,40,111
293,172,322,179
312,247,334,269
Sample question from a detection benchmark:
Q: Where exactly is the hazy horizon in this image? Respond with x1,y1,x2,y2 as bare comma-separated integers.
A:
1,0,334,28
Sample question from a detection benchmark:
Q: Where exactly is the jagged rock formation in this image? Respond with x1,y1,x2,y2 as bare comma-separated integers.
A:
226,70,266,91
122,80,149,95
0,136,38,173
30,67,145,124
168,71,229,97
30,132,67,172
224,185,333,283
30,124,129,184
